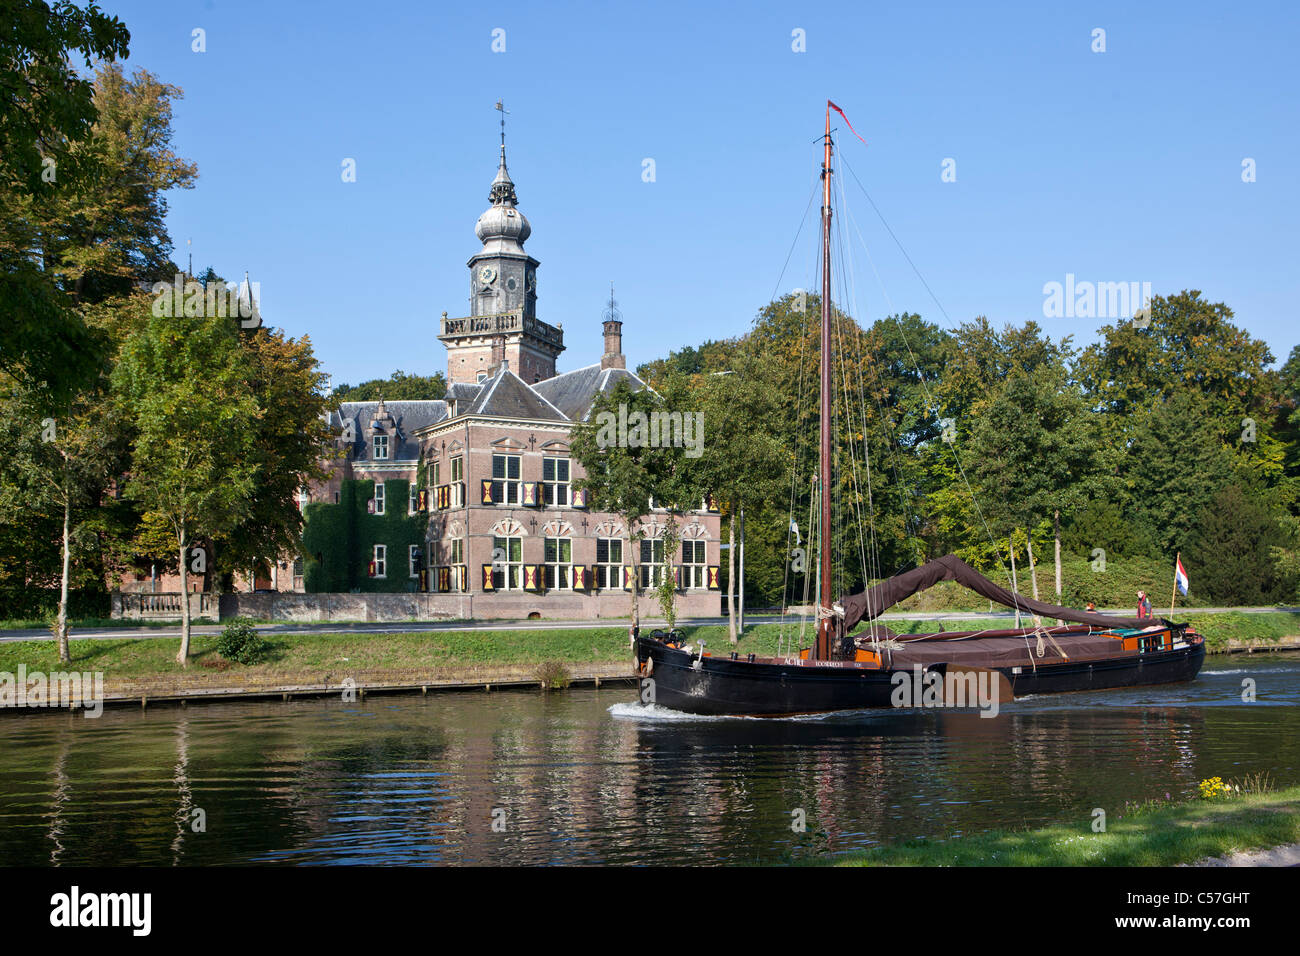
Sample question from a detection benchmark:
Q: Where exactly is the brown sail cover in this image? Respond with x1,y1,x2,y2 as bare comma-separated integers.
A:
838,554,1163,634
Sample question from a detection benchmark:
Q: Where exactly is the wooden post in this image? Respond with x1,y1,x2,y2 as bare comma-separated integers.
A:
1169,551,1180,619
738,507,746,635
1009,535,1020,629
1025,533,1044,627
1054,509,1063,626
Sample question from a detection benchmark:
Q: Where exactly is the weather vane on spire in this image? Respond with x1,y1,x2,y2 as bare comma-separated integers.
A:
495,99,509,153
603,282,621,324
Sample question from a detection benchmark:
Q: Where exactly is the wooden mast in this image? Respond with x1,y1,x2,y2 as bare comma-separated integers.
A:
815,102,834,662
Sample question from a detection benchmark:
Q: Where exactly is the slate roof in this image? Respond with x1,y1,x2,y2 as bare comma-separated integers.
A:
402,361,650,436
445,382,484,404
531,363,648,421
329,400,448,461
466,365,567,421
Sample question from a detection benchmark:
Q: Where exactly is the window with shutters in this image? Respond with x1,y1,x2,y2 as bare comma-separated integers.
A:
491,454,521,505
639,538,666,589
449,456,465,506
492,535,523,590
596,537,623,589
682,539,706,589
544,537,572,589
542,457,570,506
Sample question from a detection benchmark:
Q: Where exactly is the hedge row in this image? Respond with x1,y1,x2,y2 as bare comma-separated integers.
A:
0,588,112,621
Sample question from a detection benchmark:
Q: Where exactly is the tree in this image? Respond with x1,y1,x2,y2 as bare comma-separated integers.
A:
1187,484,1295,605
1122,391,1238,557
635,339,735,385
0,380,126,659
112,310,260,664
968,365,1102,605
22,62,198,303
691,352,785,642
202,288,332,588
571,378,698,631
332,370,446,403
1079,291,1274,431
0,1,131,407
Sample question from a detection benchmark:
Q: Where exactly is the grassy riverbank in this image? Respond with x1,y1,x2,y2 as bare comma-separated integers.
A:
0,611,1294,699
816,784,1300,867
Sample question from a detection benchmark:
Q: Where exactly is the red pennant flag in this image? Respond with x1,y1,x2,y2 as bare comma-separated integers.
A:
828,100,868,146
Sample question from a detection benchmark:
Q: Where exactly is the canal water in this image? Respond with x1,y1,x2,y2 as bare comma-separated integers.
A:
0,654,1296,866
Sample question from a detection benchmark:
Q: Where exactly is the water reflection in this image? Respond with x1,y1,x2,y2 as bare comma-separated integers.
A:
0,655,1294,866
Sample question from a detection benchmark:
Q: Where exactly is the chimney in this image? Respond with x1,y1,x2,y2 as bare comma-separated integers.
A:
490,333,508,373
600,285,625,370
601,318,625,370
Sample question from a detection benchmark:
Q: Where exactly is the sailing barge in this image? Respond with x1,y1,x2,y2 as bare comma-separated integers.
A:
634,554,1206,716
632,103,1205,716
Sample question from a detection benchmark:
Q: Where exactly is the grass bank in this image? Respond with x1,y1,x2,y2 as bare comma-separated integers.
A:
0,612,1293,700
815,783,1300,867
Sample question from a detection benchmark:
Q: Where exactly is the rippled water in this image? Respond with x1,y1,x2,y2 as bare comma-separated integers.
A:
0,654,1296,865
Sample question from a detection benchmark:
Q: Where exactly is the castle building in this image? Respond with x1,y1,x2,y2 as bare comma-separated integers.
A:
297,131,721,619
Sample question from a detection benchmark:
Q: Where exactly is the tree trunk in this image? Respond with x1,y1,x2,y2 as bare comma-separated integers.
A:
738,506,745,635
56,497,71,663
1026,534,1040,602
177,526,191,666
1054,509,1063,626
727,509,737,644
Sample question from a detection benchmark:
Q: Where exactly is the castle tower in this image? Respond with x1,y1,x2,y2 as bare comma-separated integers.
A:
439,106,565,385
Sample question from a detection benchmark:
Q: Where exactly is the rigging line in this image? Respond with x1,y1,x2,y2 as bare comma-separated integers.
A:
771,181,820,652
769,178,822,305
829,180,873,622
828,172,883,644
838,184,887,643
837,154,1012,580
831,165,925,557
833,169,912,613
840,155,954,326
840,235,885,645
784,217,820,653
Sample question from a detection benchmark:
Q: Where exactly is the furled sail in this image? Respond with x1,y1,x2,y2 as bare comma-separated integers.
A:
838,554,1164,633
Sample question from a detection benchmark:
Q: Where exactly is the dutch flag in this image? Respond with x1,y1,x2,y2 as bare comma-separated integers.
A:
1175,556,1189,596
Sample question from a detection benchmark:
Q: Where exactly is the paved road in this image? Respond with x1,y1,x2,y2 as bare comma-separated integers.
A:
2,606,1295,643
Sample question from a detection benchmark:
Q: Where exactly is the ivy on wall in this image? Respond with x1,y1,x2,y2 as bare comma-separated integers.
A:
301,477,427,593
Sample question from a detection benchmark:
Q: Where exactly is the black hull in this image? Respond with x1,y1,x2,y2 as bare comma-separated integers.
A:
633,636,1206,717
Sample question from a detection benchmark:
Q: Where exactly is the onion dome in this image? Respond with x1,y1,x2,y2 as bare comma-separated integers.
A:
474,146,531,250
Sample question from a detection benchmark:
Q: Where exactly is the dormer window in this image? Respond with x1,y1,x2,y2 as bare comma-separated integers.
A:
373,435,389,459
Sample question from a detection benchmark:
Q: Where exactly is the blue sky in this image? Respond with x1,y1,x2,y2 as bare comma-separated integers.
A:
104,0,1299,385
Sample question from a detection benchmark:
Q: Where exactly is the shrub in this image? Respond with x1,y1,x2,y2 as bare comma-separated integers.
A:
216,618,270,665
535,660,571,690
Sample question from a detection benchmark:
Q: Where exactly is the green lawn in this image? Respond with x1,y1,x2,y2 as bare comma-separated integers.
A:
816,784,1300,867
0,612,1292,691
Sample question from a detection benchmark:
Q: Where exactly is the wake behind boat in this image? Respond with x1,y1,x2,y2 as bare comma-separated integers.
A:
633,102,1205,716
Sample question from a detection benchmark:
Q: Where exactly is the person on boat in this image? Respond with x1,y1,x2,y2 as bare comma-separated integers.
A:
1136,591,1152,619
1085,601,1097,612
